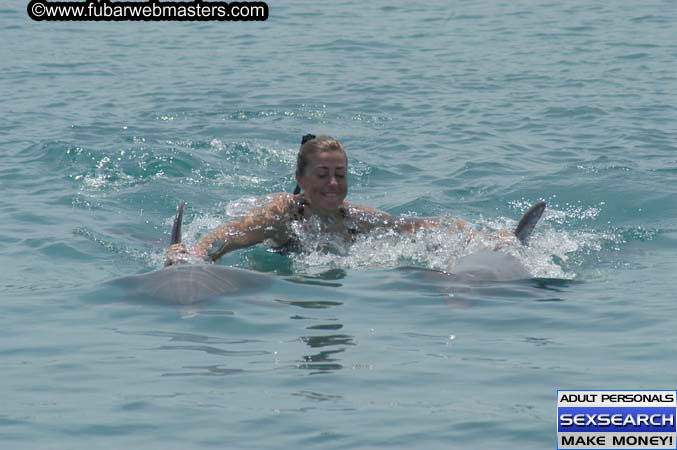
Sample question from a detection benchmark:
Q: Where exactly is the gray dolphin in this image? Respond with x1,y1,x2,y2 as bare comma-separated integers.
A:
114,264,272,304
113,200,545,303
112,202,272,304
447,251,531,281
447,201,547,281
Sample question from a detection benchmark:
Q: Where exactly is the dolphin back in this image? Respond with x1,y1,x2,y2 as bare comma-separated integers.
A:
449,251,531,281
114,264,272,304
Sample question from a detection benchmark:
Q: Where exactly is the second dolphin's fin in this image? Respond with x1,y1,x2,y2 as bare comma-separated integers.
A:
513,201,546,245
170,201,185,245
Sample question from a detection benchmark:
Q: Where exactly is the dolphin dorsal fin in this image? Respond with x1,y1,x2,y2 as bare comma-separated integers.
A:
513,201,546,245
170,201,185,245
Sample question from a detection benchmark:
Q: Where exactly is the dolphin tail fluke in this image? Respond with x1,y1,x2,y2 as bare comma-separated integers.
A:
513,201,546,245
170,201,185,245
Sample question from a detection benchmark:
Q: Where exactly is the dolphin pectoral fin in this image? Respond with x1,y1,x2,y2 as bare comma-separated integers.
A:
513,201,546,245
170,201,185,245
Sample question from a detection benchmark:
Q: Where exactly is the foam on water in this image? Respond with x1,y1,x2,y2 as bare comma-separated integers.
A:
145,193,623,283
288,212,600,280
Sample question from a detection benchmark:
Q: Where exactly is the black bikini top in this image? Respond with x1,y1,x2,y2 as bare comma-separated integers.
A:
292,195,357,234
271,196,358,255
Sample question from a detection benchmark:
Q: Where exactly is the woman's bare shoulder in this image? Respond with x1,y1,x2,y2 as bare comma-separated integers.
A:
221,193,295,235
343,201,390,217
342,201,393,230
259,192,297,217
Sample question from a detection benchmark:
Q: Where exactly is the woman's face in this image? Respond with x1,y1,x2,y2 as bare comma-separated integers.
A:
297,151,348,211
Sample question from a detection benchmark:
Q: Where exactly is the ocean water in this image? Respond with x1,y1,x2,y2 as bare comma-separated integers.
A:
2,0,677,448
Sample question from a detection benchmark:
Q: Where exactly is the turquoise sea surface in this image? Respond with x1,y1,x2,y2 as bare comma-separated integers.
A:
2,1,677,448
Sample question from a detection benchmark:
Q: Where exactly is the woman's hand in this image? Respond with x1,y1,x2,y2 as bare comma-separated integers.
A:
165,243,190,266
165,242,211,266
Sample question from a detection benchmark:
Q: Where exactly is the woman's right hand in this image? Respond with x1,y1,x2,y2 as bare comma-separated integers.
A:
165,243,210,266
165,243,190,266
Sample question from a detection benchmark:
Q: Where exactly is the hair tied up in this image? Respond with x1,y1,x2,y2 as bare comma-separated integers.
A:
301,134,316,145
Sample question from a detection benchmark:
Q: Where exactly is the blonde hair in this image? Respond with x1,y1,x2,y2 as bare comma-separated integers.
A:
293,135,347,195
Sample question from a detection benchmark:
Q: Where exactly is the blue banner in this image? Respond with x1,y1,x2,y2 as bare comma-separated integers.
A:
558,407,676,433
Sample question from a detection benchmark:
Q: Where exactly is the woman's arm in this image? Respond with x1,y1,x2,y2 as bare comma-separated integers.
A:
166,193,294,264
345,203,471,234
347,204,517,244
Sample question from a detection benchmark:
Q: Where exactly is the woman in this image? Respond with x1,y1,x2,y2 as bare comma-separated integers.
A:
165,134,525,265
